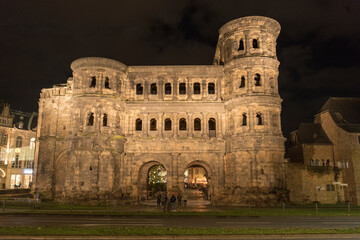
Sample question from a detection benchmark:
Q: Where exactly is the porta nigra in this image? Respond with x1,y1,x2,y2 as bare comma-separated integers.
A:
34,16,287,206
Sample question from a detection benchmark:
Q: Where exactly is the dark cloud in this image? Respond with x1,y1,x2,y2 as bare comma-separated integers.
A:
0,0,359,140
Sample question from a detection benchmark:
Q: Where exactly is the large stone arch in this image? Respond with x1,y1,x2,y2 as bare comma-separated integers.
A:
137,160,168,201
53,150,67,199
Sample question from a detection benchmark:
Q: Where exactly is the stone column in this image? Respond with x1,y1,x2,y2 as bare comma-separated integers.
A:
244,30,250,56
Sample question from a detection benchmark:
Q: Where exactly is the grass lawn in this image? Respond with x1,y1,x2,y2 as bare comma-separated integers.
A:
0,226,359,236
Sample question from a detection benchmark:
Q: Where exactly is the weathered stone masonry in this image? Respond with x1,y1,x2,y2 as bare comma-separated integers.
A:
34,16,286,205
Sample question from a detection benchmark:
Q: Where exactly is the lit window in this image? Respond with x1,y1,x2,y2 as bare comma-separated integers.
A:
16,136,22,148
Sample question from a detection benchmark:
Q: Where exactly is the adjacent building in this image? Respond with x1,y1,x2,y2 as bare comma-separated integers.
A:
34,16,287,205
0,100,37,189
288,97,360,204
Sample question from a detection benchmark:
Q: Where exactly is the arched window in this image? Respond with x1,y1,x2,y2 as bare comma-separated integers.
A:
164,83,172,95
150,118,157,131
90,76,96,88
136,83,143,95
179,83,186,95
256,113,263,125
240,76,245,88
164,118,172,131
104,77,110,89
135,118,142,131
209,118,216,131
16,136,23,148
238,39,244,51
179,118,187,131
252,39,259,49
208,83,215,94
254,74,261,86
242,113,247,126
315,159,320,166
150,83,157,95
322,159,325,166
87,113,94,126
194,118,201,131
209,118,216,137
310,159,314,166
193,82,201,94
326,159,330,167
103,114,108,127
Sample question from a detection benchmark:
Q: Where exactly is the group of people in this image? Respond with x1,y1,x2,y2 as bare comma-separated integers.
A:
156,192,184,212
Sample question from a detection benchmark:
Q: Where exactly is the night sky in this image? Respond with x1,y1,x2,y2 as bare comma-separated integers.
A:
1,0,359,139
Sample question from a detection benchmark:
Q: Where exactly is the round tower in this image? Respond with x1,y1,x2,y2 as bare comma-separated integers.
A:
215,16,287,205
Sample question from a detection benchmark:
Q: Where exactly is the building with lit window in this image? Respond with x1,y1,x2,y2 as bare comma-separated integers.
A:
34,16,286,205
288,97,360,204
0,100,37,189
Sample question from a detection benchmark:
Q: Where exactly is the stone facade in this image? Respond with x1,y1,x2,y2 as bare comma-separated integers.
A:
288,98,360,204
34,16,286,206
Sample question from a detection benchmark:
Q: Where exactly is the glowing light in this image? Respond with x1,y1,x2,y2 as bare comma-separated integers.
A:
0,168,5,178
23,169,33,174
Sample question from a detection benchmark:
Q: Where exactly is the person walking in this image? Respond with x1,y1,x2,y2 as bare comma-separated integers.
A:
177,192,182,207
170,194,177,211
157,193,162,208
162,193,168,212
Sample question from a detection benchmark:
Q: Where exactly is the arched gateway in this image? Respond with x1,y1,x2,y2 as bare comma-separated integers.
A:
138,161,167,201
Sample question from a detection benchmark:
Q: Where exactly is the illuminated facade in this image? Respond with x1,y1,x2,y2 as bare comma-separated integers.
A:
34,16,286,205
0,101,37,189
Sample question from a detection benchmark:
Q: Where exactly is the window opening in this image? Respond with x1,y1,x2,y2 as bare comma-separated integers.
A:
164,83,172,95
209,118,216,137
179,83,186,95
90,76,96,88
238,39,244,50
136,118,142,131
103,114,108,127
240,76,245,88
16,136,22,148
194,118,201,131
136,83,143,95
310,159,314,166
256,113,263,125
242,113,247,126
164,118,172,131
104,77,110,89
252,39,259,49
193,82,201,94
150,83,157,95
208,83,215,94
326,159,330,167
150,118,157,131
254,74,261,86
179,118,187,131
322,159,325,166
87,113,94,126
315,159,319,166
